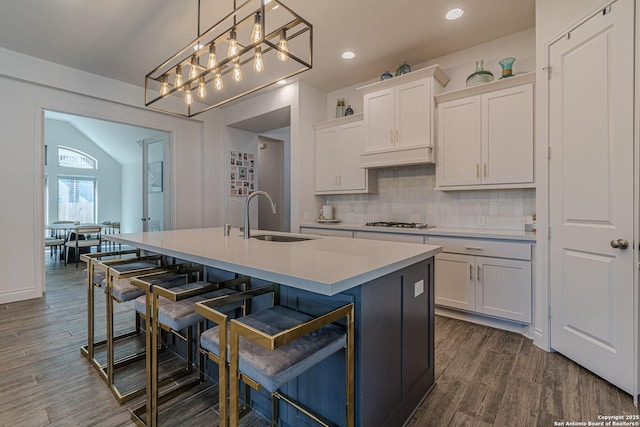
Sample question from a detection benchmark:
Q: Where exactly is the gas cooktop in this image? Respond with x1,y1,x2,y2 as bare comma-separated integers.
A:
365,221,431,229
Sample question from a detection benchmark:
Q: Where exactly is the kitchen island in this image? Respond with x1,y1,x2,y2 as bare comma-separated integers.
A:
107,227,442,427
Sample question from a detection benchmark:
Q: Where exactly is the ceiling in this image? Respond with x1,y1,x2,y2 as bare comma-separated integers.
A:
45,111,166,165
0,0,535,95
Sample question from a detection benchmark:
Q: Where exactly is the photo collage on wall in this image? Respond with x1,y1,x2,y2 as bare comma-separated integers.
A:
230,151,255,196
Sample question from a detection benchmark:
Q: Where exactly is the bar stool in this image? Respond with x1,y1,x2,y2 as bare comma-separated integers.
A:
80,249,141,367
197,284,355,427
129,271,250,427
93,254,176,402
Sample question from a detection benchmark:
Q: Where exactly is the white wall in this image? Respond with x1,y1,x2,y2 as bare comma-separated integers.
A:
45,119,121,224
121,162,142,233
261,126,291,231
0,47,206,304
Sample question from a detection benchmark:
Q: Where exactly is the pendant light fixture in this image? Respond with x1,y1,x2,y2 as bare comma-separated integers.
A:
227,29,239,58
214,71,223,90
253,46,264,72
144,0,313,117
174,65,184,90
160,75,169,96
250,13,262,43
207,43,218,69
277,29,288,61
189,55,200,80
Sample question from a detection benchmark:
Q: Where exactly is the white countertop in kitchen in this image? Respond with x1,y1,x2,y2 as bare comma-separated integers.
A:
107,227,442,296
300,222,537,242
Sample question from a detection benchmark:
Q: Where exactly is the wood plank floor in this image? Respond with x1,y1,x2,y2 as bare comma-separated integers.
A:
0,254,637,426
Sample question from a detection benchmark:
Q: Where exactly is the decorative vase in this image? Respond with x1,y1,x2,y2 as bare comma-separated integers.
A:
380,70,393,80
499,57,516,79
395,61,411,76
466,60,494,87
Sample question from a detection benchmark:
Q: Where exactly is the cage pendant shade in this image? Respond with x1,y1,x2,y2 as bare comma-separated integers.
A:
145,0,313,117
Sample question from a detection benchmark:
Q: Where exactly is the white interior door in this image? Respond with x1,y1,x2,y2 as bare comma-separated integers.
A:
142,135,170,232
549,0,635,394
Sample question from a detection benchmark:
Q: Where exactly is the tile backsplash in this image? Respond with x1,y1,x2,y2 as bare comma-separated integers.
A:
324,165,535,230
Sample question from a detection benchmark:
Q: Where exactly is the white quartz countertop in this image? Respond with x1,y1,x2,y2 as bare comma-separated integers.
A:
107,228,442,296
300,222,537,242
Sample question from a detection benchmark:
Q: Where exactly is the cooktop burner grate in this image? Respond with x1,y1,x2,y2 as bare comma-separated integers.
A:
365,221,430,229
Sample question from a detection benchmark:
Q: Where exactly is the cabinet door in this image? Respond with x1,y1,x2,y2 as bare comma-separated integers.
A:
481,84,534,184
434,253,475,311
315,127,340,192
363,88,395,152
395,79,431,149
436,96,482,186
338,122,366,190
475,256,531,323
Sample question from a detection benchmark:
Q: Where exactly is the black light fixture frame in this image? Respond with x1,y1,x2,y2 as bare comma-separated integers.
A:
145,0,312,117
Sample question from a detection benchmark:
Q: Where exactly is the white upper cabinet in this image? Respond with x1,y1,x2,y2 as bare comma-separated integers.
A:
357,65,450,168
314,114,377,195
435,73,535,190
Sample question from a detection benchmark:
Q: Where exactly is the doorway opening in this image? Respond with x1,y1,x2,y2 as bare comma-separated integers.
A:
43,110,172,285
226,106,291,232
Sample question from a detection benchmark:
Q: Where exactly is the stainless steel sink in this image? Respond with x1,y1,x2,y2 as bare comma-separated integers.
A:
252,234,312,242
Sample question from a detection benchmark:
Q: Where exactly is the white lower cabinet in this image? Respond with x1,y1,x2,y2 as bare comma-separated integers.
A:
431,237,532,324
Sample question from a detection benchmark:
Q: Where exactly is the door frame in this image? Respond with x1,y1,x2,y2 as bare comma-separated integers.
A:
37,105,176,294
541,0,639,400
141,134,172,232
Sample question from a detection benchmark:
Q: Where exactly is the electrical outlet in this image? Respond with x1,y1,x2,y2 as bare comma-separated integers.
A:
477,215,486,226
303,212,312,221
414,280,424,298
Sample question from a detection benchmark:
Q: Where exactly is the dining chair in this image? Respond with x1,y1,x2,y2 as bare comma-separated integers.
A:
64,226,102,267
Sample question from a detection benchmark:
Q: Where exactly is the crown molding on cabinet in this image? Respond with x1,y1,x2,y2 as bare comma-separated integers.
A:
435,72,535,105
356,64,451,95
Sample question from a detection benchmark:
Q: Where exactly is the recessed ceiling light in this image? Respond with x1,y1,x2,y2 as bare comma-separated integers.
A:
193,42,204,51
445,8,464,20
342,51,356,60
277,79,287,85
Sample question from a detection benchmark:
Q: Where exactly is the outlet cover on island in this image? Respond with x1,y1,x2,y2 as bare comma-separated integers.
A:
477,215,486,227
414,280,424,298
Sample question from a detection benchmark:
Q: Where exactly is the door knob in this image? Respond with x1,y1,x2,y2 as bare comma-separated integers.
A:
610,239,629,249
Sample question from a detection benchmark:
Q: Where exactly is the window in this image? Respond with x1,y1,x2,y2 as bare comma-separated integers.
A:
57,146,97,169
58,177,96,223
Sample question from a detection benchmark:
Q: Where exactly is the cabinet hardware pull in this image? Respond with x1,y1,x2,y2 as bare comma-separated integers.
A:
470,264,473,280
395,130,399,142
477,265,481,282
338,175,341,186
476,164,480,178
484,163,487,177
390,130,394,142
464,245,483,251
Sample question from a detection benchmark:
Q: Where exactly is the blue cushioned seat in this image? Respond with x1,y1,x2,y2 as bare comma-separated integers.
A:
134,282,239,331
83,267,106,284
108,261,164,301
200,305,346,393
